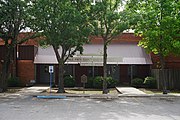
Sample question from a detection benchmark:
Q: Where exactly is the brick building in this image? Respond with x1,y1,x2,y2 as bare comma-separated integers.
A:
0,33,179,86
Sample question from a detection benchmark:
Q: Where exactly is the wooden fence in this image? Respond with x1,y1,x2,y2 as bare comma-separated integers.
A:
151,69,180,90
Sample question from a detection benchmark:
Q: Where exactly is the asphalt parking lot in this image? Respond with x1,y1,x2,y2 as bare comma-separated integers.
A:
0,96,180,120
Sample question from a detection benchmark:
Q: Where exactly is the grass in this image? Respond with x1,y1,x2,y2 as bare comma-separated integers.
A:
46,88,118,95
6,87,22,93
139,88,162,94
139,88,180,94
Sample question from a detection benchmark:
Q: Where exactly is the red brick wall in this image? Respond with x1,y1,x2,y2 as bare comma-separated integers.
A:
119,65,129,84
166,63,180,69
17,60,35,85
0,33,40,46
90,33,141,44
151,53,180,69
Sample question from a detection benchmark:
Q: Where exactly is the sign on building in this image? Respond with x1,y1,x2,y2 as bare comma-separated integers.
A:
66,55,122,66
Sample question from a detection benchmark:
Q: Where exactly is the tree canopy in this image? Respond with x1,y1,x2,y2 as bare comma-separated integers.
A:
127,0,180,68
90,0,129,41
0,0,39,92
90,0,129,93
29,0,92,92
127,0,180,94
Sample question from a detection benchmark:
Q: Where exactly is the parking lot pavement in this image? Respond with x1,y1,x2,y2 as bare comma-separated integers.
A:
0,96,180,120
0,86,49,102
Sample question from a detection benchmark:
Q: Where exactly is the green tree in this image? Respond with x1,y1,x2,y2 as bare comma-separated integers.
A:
30,0,91,93
127,0,180,93
90,0,129,93
0,0,39,92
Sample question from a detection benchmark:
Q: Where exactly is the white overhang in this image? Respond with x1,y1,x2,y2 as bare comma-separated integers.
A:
34,43,152,65
34,46,58,64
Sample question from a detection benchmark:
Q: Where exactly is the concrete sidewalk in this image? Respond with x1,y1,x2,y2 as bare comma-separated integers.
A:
116,87,146,95
20,86,49,93
2,86,180,100
27,86,180,98
16,86,49,96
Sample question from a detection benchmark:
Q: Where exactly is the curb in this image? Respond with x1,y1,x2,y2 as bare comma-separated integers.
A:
37,95,67,99
33,93,180,99
118,94,180,98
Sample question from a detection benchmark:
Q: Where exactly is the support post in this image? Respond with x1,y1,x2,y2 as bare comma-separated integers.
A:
92,66,95,77
49,65,54,93
130,65,133,85
50,73,53,93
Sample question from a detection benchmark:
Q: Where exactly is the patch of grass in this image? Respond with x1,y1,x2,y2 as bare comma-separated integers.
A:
109,89,119,94
139,88,162,94
139,88,180,94
46,88,118,94
66,89,102,94
66,88,118,94
170,90,180,94
6,87,22,93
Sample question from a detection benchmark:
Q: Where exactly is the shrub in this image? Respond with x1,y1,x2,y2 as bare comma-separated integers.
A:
93,76,103,89
8,77,20,87
131,78,144,87
85,77,94,88
144,77,157,89
85,76,117,89
64,75,75,87
106,77,117,88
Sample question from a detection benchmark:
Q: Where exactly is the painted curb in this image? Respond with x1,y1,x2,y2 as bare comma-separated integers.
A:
36,95,67,99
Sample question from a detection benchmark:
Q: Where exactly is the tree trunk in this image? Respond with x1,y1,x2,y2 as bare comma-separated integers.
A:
159,53,167,94
103,40,108,94
0,61,10,92
12,45,17,77
57,61,65,93
159,53,165,69
0,46,12,92
52,46,65,93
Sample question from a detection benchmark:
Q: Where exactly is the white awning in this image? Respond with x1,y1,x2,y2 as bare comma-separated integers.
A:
34,46,58,64
34,43,152,65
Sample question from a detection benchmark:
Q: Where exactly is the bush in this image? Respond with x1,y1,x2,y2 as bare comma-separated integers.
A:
106,77,117,88
85,77,94,88
64,75,75,87
131,78,144,87
144,77,157,89
92,76,117,89
93,76,103,89
8,77,20,87
85,76,117,89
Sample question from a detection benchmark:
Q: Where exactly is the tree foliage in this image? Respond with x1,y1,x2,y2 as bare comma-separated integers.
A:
127,0,180,93
90,0,129,93
30,0,92,93
0,0,38,43
0,0,39,92
90,0,129,40
127,0,180,68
